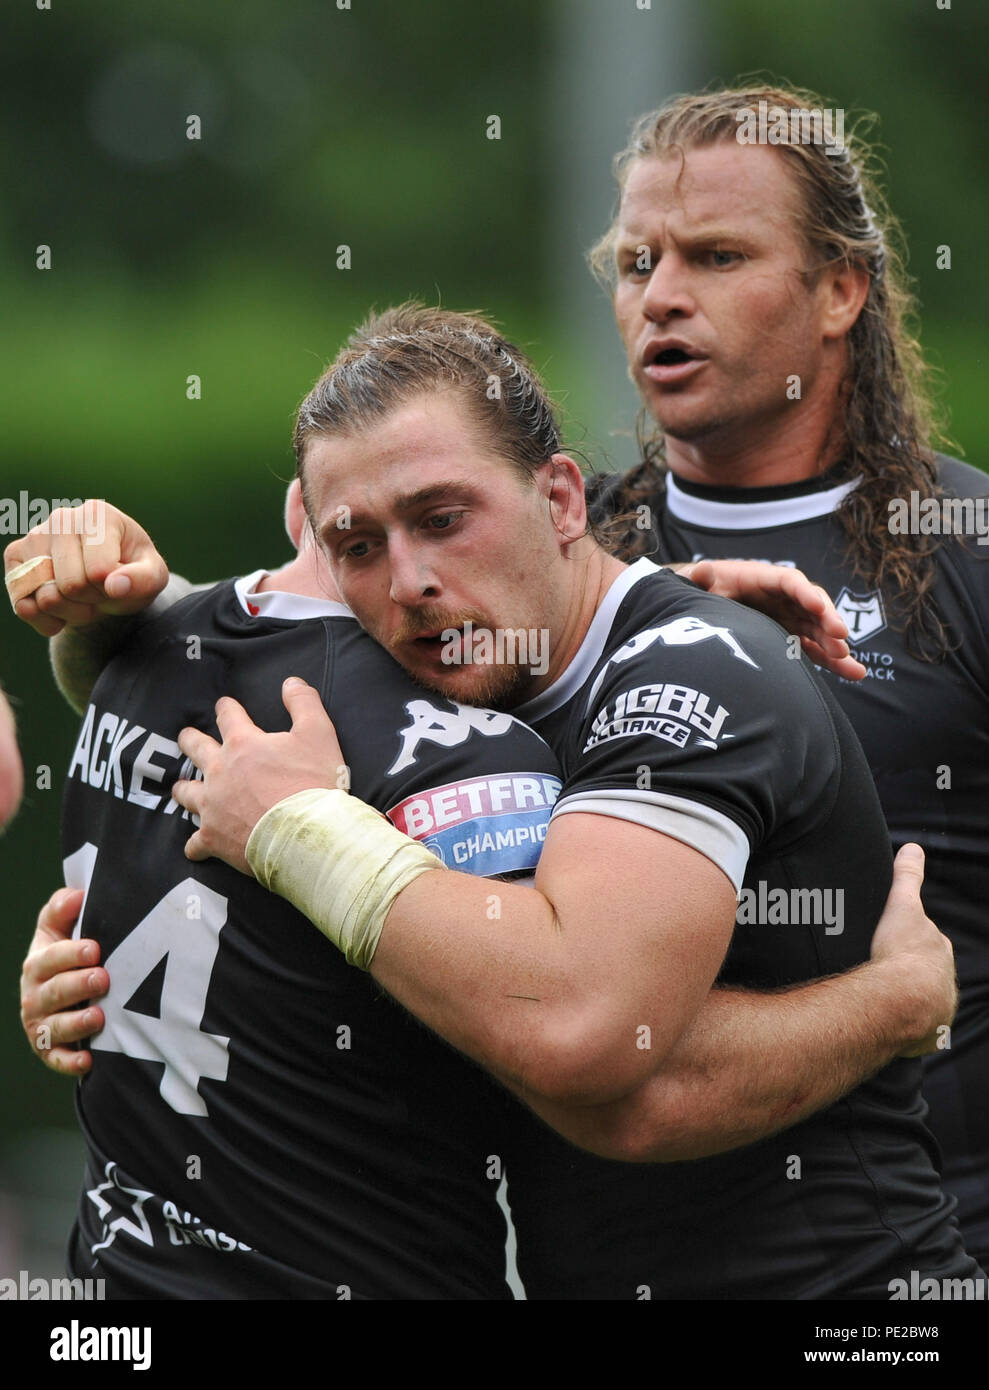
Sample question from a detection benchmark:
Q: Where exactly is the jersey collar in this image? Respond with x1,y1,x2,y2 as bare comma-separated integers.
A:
234,570,357,621
666,470,860,531
511,557,661,723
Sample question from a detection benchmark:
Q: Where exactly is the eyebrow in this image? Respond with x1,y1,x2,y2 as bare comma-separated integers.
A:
326,480,477,535
391,481,477,512
615,224,754,252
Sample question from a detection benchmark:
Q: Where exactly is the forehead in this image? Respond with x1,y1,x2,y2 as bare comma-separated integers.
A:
616,141,805,243
304,390,509,514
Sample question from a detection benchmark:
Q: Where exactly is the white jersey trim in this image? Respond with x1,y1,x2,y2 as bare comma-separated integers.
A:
234,571,357,622
550,788,749,894
666,472,860,531
512,557,662,723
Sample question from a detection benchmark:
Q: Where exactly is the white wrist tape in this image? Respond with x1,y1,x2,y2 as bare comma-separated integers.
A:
246,788,444,970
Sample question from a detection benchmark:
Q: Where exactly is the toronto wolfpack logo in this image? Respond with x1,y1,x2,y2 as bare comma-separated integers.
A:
834,588,887,645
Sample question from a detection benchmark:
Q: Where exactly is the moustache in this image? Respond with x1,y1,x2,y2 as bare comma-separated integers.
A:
390,605,492,647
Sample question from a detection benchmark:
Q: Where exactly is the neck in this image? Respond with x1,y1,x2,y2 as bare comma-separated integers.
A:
257,546,342,602
525,542,626,699
665,380,844,489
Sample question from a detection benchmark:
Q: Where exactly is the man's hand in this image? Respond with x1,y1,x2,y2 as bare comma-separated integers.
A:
174,678,347,874
20,888,108,1075
869,843,957,1056
4,502,169,637
683,559,866,681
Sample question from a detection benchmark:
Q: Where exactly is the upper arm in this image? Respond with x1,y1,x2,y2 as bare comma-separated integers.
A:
532,810,738,1084
50,572,198,712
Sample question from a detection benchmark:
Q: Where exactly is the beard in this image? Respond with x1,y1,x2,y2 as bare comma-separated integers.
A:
388,603,535,710
404,656,530,710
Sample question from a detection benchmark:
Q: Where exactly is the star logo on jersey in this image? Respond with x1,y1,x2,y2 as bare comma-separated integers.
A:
87,1161,155,1254
834,588,887,644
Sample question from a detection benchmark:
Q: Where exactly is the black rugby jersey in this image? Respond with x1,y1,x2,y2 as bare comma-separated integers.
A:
501,559,979,1298
589,456,989,1268
62,576,562,1299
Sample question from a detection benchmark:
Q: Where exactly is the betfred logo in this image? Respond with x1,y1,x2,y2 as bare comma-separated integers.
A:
387,773,561,837
386,772,562,876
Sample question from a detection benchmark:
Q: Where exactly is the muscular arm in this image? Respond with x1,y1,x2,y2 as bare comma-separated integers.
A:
516,923,938,1162
368,814,738,1106
367,829,946,1144
180,688,952,1150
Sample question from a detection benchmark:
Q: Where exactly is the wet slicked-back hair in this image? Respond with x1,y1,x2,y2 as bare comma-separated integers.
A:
294,303,562,490
591,81,955,660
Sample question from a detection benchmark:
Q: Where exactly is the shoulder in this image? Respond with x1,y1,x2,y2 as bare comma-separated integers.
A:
144,576,237,633
934,453,989,497
600,568,822,696
547,569,843,886
577,569,843,785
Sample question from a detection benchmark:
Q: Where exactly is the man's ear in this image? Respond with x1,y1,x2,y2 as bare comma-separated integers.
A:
545,454,589,548
821,262,871,341
284,478,309,552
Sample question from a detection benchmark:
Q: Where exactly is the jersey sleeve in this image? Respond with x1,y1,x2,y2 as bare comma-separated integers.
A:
552,607,838,892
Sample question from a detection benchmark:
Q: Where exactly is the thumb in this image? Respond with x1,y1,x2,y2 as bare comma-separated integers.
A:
282,677,332,734
102,513,169,607
891,842,926,895
103,554,169,605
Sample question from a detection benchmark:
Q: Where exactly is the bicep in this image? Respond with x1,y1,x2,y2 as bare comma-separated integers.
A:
534,811,739,1066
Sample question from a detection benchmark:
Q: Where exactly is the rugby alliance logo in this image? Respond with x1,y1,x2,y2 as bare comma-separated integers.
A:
585,682,731,753
582,618,753,754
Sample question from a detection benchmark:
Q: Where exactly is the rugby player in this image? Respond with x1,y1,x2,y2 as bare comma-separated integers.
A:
585,82,989,1268
165,304,979,1298
11,495,568,1298
11,484,867,1297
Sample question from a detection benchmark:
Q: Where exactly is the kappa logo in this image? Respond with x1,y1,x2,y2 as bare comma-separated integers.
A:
585,616,758,714
834,588,887,644
657,616,759,666
388,699,522,776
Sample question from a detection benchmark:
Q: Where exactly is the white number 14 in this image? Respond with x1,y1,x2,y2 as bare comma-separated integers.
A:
64,843,230,1116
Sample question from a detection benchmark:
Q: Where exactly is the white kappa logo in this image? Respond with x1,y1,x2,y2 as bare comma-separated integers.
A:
388,700,520,776
585,617,759,715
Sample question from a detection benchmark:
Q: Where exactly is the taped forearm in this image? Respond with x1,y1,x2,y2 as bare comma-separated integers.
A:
50,573,199,713
246,787,444,969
